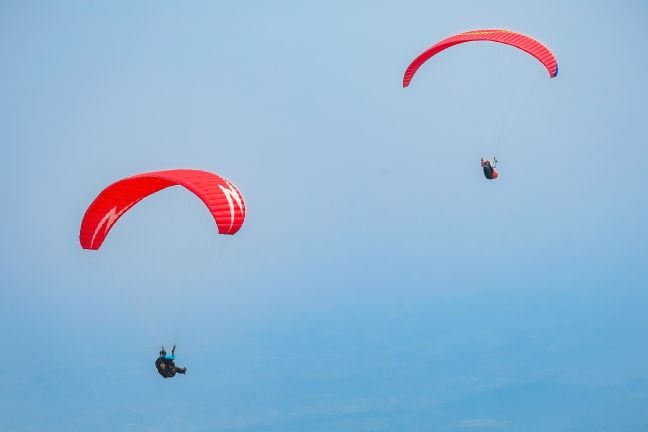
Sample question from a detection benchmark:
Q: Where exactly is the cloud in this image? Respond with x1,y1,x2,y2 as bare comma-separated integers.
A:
457,418,510,428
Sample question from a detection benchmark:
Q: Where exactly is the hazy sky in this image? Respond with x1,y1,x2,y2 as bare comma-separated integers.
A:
1,1,647,431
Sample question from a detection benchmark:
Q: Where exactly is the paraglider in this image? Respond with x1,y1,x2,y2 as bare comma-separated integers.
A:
481,157,499,180
403,29,558,87
403,30,558,180
79,169,245,378
79,169,246,250
155,345,187,378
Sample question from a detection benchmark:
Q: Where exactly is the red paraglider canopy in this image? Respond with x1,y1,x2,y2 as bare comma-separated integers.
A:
403,29,558,87
80,169,246,250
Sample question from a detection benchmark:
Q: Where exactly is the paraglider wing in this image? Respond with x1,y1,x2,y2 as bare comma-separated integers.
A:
80,169,246,250
403,29,558,87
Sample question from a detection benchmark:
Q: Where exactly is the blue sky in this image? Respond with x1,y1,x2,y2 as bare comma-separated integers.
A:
1,1,647,431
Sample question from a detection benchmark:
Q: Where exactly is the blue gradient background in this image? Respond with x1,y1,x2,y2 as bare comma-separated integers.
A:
1,1,647,431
